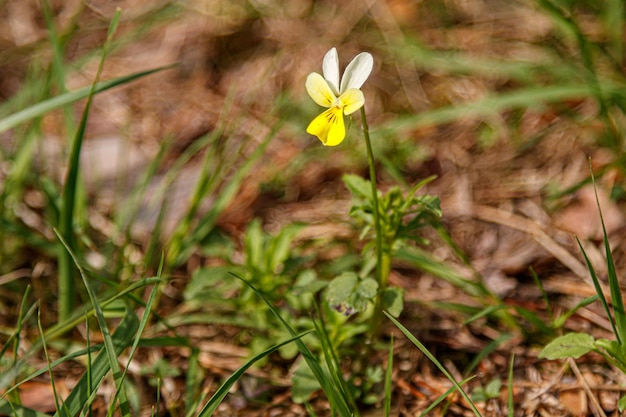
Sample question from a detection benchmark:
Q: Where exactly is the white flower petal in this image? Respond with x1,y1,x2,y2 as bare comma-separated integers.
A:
340,52,373,93
322,47,340,95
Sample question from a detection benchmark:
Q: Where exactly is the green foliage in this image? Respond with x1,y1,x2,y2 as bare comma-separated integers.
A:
539,332,595,360
471,378,502,403
342,173,441,331
541,172,626,410
326,272,378,316
343,174,441,250
3,0,626,415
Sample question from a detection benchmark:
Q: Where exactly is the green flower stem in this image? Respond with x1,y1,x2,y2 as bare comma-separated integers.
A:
360,107,388,338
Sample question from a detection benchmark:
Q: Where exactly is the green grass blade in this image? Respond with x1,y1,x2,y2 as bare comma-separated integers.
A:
536,0,620,145
392,37,578,82
591,172,626,343
553,295,598,329
379,83,619,134
0,65,174,135
185,348,202,415
605,0,624,64
464,305,508,325
1,285,34,362
0,345,102,398
0,402,51,417
384,336,393,417
37,309,66,416
418,376,476,417
171,122,281,267
53,311,139,417
311,302,360,415
575,236,619,342
41,0,75,136
384,311,482,417
54,228,134,416
463,333,512,377
57,9,122,321
196,331,312,417
107,274,162,417
529,267,553,321
507,354,514,417
395,246,488,297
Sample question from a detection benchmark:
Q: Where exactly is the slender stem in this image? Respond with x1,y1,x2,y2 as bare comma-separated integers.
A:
360,107,388,338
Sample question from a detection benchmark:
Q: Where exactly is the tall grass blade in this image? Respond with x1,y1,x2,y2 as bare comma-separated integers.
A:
382,82,622,134
54,228,134,416
41,0,76,136
37,309,66,416
591,170,626,343
529,267,553,320
0,402,50,417
536,0,620,145
418,376,476,417
1,286,34,362
53,310,139,417
384,312,482,417
195,332,311,417
185,348,202,415
0,65,175,135
311,302,359,415
605,0,624,64
395,246,488,297
57,9,122,321
107,269,163,417
575,236,619,342
171,122,281,267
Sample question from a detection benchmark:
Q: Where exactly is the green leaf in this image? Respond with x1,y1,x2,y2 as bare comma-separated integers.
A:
343,174,375,201
326,273,378,316
538,333,595,360
291,360,322,404
593,338,626,367
619,394,626,412
383,287,404,317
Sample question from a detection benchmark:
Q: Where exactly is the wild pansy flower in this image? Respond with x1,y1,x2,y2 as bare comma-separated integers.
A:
305,47,373,146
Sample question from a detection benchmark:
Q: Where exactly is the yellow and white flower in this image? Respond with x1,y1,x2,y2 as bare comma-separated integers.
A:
305,47,373,146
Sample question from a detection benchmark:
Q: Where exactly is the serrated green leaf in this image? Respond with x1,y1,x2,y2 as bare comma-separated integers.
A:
539,333,595,360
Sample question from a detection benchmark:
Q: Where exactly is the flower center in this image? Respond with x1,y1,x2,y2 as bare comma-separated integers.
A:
331,97,343,109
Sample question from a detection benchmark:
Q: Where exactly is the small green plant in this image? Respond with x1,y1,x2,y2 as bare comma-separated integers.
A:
539,169,626,411
304,47,444,340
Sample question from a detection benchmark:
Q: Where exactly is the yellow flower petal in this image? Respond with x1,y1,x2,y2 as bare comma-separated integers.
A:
306,107,346,146
305,72,336,108
339,88,365,115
